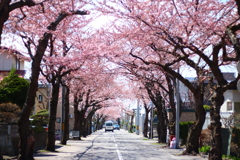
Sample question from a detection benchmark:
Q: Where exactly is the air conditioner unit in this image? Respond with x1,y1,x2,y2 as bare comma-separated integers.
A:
69,114,74,118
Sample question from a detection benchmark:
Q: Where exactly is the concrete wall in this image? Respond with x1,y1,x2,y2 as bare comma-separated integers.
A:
167,109,196,122
0,124,19,156
0,124,47,156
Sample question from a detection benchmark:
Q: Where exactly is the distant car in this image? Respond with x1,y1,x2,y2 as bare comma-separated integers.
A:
105,121,114,132
114,124,120,130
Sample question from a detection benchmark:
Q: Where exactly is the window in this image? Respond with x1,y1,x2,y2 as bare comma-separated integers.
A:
56,118,61,123
227,102,232,111
38,95,43,102
15,57,20,70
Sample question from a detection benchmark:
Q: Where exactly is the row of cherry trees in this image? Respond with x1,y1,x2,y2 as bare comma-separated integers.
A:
92,0,240,160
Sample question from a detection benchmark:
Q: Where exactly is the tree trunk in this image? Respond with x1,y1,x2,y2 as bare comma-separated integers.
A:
86,110,95,135
143,111,149,137
0,1,10,45
82,117,87,137
129,114,134,132
166,74,176,136
0,147,3,160
61,86,69,145
78,110,87,137
151,94,167,143
183,90,206,155
96,115,102,130
208,89,224,160
46,81,60,151
73,95,80,131
88,118,92,134
157,111,167,143
18,32,51,160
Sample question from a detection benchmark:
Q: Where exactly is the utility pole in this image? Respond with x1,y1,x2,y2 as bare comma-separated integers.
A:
150,101,154,139
175,69,180,149
136,99,140,135
60,85,66,141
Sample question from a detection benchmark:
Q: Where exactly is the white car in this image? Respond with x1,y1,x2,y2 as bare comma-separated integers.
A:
105,121,114,132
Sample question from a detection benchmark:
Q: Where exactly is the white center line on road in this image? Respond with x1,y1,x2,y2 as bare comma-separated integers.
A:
113,135,124,160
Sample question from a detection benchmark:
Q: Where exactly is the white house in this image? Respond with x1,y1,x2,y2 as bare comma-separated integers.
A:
0,46,28,79
177,73,240,129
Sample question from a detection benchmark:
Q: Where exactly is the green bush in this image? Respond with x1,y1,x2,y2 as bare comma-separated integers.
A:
0,69,29,109
231,127,240,158
30,109,49,126
222,155,240,160
203,105,210,111
199,145,210,153
30,126,45,134
179,121,194,145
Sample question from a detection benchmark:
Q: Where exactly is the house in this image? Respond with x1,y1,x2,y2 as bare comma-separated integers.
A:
55,88,75,132
0,46,29,79
33,83,51,115
33,84,75,132
165,73,240,128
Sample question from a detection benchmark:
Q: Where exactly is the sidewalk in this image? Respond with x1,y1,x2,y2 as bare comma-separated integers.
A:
34,134,98,160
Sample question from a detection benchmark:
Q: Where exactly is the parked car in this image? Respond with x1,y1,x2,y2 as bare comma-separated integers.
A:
105,121,114,132
114,124,120,130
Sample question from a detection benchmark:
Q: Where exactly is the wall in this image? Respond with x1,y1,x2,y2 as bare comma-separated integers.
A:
0,51,25,71
167,109,196,122
0,124,47,156
34,85,50,115
55,95,75,131
0,124,19,156
0,52,16,70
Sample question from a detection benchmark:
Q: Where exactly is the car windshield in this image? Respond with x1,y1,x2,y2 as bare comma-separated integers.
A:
106,123,112,126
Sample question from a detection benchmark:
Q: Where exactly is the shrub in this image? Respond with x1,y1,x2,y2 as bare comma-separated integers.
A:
0,103,21,124
203,105,210,111
179,121,194,145
222,155,240,160
0,69,29,109
199,145,210,154
231,127,240,158
30,126,45,134
30,109,49,126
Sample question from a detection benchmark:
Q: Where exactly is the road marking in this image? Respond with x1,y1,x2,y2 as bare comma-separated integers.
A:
113,136,124,160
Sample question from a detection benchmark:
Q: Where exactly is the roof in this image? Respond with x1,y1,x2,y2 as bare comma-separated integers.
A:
190,72,236,84
0,70,26,81
0,46,30,61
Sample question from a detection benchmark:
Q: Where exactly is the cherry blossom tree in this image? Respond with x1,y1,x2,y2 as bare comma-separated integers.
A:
70,56,124,137
95,0,240,159
3,1,89,158
0,0,48,44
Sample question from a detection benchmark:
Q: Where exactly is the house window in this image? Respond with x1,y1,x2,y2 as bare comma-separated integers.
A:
227,102,232,111
16,58,20,70
56,118,61,123
38,95,43,102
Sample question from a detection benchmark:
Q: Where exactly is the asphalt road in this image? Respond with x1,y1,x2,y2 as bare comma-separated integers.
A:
73,129,206,160
34,129,207,160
